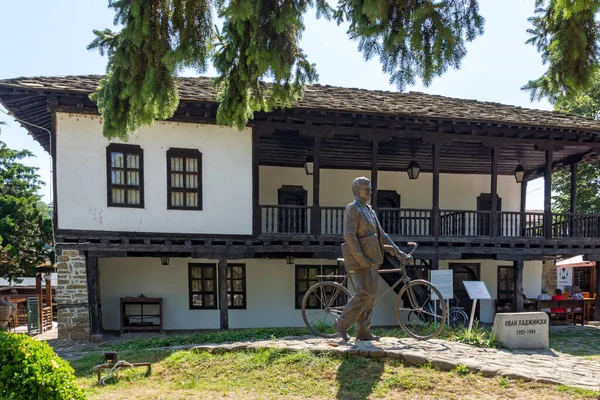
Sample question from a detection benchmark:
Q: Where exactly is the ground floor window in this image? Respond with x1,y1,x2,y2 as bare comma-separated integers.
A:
497,266,515,300
189,263,217,309
227,264,246,309
188,263,246,310
295,264,344,309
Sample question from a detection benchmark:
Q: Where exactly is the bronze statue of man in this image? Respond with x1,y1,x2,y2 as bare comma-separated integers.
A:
334,177,408,341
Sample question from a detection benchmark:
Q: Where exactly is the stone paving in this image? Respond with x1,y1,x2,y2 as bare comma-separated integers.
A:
181,335,600,391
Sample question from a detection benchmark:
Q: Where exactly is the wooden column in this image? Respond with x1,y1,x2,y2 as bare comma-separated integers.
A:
596,261,600,321
520,179,528,237
252,129,261,236
371,140,379,210
514,260,524,312
45,273,53,324
86,256,101,335
312,136,321,236
490,147,499,238
432,143,440,237
543,150,553,239
570,162,578,237
36,274,43,330
218,258,229,330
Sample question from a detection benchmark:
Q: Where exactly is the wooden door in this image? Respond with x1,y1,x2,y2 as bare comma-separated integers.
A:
449,263,481,319
278,186,308,233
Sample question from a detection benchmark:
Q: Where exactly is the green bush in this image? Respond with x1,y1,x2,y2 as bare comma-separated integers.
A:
0,331,85,400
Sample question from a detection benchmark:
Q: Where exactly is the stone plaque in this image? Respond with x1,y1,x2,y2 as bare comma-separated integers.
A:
491,312,549,349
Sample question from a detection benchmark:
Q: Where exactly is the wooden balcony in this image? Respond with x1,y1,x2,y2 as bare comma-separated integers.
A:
260,205,600,240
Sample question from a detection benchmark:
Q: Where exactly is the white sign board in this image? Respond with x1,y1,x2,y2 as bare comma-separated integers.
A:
556,267,573,291
462,281,491,300
430,270,453,300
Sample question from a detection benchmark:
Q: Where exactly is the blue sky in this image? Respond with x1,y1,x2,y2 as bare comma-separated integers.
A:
0,0,548,208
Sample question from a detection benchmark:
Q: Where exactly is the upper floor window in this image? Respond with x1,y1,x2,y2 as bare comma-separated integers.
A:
167,148,202,210
106,144,144,208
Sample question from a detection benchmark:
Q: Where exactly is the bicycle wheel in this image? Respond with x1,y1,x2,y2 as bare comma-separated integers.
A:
302,281,351,338
448,308,469,328
396,280,447,340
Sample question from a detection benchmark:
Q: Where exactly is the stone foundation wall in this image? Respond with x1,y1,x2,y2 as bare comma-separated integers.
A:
56,249,90,341
541,259,557,294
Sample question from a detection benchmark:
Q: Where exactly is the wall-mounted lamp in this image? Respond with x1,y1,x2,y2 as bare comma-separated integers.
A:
514,164,525,183
406,160,421,180
304,155,314,175
285,255,295,265
160,255,170,266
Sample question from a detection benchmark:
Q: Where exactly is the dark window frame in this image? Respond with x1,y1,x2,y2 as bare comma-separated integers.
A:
106,143,144,208
295,264,345,309
497,265,515,300
188,263,218,310
227,263,247,309
167,148,203,210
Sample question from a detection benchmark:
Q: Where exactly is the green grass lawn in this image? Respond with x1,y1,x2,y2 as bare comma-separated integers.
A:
66,325,600,399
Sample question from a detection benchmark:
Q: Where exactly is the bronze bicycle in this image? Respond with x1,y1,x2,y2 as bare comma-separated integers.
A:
301,242,447,340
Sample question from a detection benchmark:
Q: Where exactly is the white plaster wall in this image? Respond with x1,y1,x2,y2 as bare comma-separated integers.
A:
98,256,540,330
56,113,252,234
259,167,521,210
98,257,399,330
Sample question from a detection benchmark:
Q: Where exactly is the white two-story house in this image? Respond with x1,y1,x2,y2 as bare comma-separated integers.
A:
2,75,600,340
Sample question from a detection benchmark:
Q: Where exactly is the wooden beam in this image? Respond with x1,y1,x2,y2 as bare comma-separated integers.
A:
520,180,527,237
252,129,261,236
432,143,441,237
86,256,101,335
36,274,43,331
313,136,321,236
514,260,524,312
371,140,379,211
543,150,553,239
490,147,499,238
218,258,228,330
45,272,53,325
596,262,600,321
570,162,578,237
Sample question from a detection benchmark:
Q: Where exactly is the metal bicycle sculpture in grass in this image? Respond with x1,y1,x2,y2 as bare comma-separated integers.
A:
301,242,447,340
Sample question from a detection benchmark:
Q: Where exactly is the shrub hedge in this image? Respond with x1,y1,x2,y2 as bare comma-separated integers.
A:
0,331,85,400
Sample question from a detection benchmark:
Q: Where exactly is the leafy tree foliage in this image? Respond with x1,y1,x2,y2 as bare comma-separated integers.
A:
524,0,600,102
0,124,53,282
551,71,600,213
90,0,599,139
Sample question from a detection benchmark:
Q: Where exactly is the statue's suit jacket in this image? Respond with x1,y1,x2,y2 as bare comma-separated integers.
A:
341,199,396,272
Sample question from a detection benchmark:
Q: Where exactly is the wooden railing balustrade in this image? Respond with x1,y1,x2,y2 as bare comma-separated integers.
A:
260,205,600,239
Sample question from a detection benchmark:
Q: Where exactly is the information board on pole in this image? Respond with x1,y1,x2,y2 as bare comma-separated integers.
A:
462,281,491,300
430,270,453,300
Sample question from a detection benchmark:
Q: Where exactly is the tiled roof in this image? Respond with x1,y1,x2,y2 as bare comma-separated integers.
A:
2,74,600,132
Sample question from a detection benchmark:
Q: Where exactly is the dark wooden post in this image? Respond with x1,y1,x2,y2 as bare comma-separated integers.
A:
570,162,578,237
218,258,229,330
490,147,499,237
520,179,527,237
371,140,379,211
514,260,524,312
313,136,321,236
543,150,553,239
86,255,101,335
36,273,43,330
432,143,440,237
252,129,261,236
45,272,53,325
595,261,600,321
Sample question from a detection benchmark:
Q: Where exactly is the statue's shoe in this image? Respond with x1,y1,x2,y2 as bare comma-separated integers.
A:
356,332,380,341
333,320,350,341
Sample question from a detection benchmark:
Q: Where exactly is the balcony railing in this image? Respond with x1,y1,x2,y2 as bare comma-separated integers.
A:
259,205,600,239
